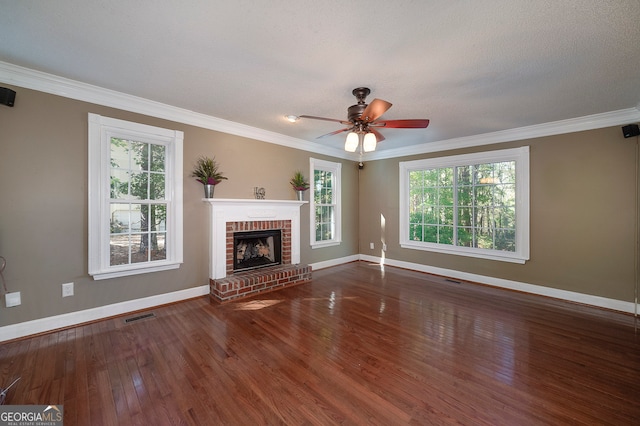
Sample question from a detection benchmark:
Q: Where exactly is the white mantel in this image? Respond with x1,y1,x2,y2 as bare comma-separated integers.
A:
203,198,307,279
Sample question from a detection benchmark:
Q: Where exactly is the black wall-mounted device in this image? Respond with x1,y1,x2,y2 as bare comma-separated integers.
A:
0,87,16,107
622,124,640,138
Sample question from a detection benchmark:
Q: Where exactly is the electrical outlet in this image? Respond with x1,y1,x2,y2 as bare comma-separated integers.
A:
62,282,74,297
5,292,21,307
382,243,387,252
370,242,374,249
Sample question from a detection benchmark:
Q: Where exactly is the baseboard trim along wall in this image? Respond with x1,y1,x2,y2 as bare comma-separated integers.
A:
0,285,210,342
309,255,360,271
357,255,636,314
1,254,635,342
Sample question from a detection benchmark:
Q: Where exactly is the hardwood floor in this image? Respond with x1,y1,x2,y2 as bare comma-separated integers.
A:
1,262,639,425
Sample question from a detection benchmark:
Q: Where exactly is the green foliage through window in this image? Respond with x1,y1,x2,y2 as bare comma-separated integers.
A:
109,138,167,266
409,161,517,252
314,169,335,242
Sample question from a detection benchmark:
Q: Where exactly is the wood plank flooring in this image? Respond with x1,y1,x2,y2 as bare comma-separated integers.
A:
1,261,639,425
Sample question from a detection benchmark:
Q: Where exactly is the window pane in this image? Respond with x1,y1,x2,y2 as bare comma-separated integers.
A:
150,173,165,200
494,206,516,229
130,204,144,232
110,138,129,169
496,229,516,251
457,226,473,247
424,206,437,224
457,165,472,185
424,225,438,243
441,206,454,226
495,184,516,206
151,205,167,232
476,225,494,249
439,187,453,205
496,161,515,183
151,233,166,260
110,234,129,266
474,185,493,206
110,169,129,199
439,226,453,245
150,144,166,172
131,141,149,171
409,223,423,241
130,234,148,263
474,163,494,184
110,203,131,233
129,171,148,200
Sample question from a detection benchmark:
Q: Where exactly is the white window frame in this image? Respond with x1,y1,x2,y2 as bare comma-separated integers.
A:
310,158,342,248
88,113,183,280
399,146,529,264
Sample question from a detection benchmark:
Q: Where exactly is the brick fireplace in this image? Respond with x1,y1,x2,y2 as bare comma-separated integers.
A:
204,199,311,302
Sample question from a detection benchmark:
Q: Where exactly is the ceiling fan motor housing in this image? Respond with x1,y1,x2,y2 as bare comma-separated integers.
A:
348,87,371,123
348,103,367,123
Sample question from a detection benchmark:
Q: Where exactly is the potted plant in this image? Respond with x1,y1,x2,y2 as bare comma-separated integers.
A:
191,156,228,198
290,170,309,201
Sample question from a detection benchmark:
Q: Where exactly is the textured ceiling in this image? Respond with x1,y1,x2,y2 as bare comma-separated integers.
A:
1,1,639,157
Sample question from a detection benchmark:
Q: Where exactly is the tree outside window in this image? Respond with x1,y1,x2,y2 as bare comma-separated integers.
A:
400,147,529,264
310,158,341,248
88,114,183,280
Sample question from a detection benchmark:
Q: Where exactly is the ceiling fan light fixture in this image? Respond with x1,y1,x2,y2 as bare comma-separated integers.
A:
363,132,377,152
345,132,359,152
285,115,299,123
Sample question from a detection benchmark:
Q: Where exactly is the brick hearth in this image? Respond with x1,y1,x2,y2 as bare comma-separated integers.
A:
204,199,310,302
209,218,311,303
210,264,312,303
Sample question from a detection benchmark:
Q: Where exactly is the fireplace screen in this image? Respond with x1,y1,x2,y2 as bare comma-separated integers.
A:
233,229,282,272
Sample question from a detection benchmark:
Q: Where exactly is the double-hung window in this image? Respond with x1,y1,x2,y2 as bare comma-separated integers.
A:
310,158,341,248
88,114,183,279
399,147,529,263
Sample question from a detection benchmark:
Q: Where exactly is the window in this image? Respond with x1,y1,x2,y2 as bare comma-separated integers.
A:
310,158,341,248
88,114,183,279
399,147,529,263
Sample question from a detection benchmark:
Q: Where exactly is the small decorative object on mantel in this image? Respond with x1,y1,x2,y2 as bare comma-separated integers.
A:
290,170,310,201
254,187,266,199
190,156,228,198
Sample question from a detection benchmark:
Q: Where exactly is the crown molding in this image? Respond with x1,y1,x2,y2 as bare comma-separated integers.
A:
365,107,640,160
0,61,351,160
2,60,637,162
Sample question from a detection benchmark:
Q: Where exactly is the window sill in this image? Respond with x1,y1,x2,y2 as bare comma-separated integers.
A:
400,242,528,264
90,261,182,280
311,241,341,249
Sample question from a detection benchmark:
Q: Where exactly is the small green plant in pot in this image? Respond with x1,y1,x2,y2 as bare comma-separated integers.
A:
290,170,309,200
191,156,228,198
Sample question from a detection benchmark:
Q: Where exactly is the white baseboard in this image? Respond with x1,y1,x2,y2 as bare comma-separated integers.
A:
309,254,360,271
2,254,635,342
0,285,210,342
359,254,636,314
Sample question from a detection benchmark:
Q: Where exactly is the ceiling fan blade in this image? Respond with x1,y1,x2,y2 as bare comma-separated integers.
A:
317,127,352,139
360,99,392,123
369,128,385,142
372,119,430,128
299,115,351,125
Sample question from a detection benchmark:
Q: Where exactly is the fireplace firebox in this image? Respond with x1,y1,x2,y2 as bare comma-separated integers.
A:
233,229,282,272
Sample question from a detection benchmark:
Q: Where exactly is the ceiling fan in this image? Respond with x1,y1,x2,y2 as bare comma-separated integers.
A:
300,87,430,152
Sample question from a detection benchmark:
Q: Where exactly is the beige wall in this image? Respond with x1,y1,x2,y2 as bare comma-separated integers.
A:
0,84,636,329
0,86,359,326
359,128,637,302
